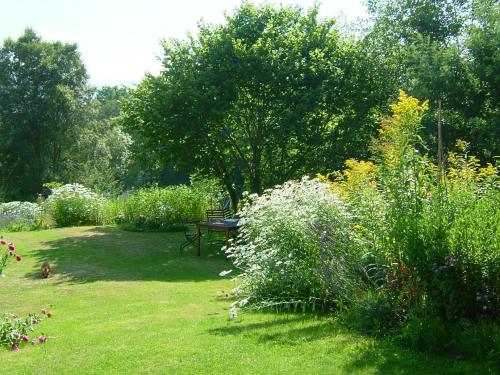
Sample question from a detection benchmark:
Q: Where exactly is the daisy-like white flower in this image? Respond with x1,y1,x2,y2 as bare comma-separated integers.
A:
228,307,238,319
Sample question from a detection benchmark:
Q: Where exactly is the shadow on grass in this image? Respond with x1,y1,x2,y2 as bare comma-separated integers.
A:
27,226,228,283
209,313,497,374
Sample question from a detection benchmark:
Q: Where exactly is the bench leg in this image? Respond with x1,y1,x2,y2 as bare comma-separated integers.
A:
196,225,201,256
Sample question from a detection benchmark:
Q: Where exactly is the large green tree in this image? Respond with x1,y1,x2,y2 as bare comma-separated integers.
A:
123,3,389,207
366,0,499,159
0,29,88,200
62,86,132,195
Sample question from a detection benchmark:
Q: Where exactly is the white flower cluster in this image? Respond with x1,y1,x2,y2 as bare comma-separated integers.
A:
0,201,42,221
44,184,102,226
45,184,99,203
225,176,359,309
0,201,42,219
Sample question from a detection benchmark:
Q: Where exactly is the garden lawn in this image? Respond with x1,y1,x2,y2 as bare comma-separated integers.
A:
0,227,496,374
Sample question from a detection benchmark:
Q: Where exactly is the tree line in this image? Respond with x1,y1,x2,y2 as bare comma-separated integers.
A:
0,0,498,205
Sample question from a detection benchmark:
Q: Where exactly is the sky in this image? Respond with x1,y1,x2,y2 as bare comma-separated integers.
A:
0,0,367,87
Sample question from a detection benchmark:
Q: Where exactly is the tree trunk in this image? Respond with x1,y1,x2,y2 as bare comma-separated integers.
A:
220,178,239,213
251,147,262,194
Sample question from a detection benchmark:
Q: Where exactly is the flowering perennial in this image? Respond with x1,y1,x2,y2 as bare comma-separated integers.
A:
224,177,362,310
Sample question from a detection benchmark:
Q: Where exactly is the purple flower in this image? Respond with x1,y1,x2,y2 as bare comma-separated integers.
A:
0,239,7,245
22,335,29,342
8,243,15,251
38,335,46,343
13,332,20,339
11,343,19,351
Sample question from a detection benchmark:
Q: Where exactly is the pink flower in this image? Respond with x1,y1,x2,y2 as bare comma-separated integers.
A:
8,243,15,251
13,332,20,339
22,335,29,342
38,335,46,343
16,255,22,262
11,343,19,351
8,250,14,256
0,239,6,245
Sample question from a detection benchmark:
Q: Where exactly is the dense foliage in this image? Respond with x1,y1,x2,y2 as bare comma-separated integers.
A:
226,92,499,358
0,182,218,232
119,184,216,231
122,3,392,208
0,0,498,360
0,30,133,201
365,0,499,160
224,177,361,309
0,29,88,200
353,93,500,354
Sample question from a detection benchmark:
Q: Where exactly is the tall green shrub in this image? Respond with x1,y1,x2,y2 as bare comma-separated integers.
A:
341,92,500,351
119,185,214,231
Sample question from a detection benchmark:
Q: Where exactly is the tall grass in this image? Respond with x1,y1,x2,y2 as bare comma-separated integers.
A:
119,185,214,231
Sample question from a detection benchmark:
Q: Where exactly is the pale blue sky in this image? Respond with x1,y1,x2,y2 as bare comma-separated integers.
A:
0,0,367,86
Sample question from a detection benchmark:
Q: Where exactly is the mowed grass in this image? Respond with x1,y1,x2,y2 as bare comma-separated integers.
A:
0,226,496,374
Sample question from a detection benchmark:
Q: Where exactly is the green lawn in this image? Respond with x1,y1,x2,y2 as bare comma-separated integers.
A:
0,226,496,374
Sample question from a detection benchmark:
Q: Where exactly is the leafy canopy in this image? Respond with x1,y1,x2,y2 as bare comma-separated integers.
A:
122,2,388,206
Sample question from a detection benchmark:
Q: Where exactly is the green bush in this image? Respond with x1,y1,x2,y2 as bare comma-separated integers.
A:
119,185,214,231
340,92,500,356
97,198,124,225
44,184,102,227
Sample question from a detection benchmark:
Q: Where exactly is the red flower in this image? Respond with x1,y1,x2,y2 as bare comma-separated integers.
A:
47,312,53,318
8,243,15,251
16,255,22,262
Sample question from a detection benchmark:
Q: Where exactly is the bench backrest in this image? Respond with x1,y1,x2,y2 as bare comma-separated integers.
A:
206,209,231,222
